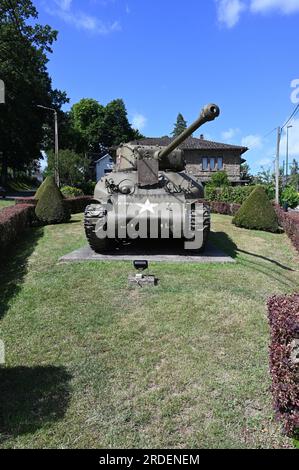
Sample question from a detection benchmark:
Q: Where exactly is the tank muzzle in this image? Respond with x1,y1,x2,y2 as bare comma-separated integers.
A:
201,104,220,121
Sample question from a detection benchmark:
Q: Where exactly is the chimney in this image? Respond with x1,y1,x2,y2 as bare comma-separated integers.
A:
200,134,204,140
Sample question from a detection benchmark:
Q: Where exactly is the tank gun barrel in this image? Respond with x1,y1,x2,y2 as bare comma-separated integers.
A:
158,104,220,161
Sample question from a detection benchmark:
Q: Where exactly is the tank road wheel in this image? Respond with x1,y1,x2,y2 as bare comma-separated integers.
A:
84,204,111,253
185,203,211,253
201,203,211,251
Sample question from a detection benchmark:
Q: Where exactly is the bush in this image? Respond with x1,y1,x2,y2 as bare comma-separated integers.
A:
64,196,94,214
61,186,84,198
232,186,279,232
35,177,70,224
205,184,276,205
0,204,35,252
78,181,96,196
267,294,299,438
16,195,94,215
205,185,255,205
274,204,299,253
209,171,230,188
34,177,48,200
208,201,241,216
281,186,299,209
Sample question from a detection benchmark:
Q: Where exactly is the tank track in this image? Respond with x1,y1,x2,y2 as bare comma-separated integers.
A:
188,203,210,252
84,204,111,253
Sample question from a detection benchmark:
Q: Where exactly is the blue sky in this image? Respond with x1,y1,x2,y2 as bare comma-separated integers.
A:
35,0,299,173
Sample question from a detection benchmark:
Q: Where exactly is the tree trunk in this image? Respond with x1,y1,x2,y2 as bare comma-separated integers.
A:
0,154,8,186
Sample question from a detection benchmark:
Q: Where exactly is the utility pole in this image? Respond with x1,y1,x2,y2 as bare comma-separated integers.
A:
54,111,59,187
286,125,293,183
275,127,281,205
37,105,60,187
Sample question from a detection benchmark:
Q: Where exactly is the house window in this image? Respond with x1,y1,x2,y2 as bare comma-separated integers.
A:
202,157,208,171
202,157,224,171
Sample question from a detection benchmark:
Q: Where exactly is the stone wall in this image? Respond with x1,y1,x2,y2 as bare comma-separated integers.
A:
184,149,242,183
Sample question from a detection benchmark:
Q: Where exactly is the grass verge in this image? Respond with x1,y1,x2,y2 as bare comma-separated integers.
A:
0,214,298,449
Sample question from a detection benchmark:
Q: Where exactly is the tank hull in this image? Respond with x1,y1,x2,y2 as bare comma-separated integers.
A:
84,171,210,253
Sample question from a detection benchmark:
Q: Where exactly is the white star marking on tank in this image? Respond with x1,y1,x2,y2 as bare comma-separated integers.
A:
137,199,159,214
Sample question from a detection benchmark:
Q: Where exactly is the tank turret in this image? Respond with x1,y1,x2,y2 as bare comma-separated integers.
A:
115,104,220,173
85,103,220,253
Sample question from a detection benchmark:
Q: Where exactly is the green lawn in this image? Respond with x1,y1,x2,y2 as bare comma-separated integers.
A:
0,214,298,449
0,199,14,210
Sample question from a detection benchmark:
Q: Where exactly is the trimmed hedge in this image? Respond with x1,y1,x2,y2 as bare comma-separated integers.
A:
275,205,299,253
63,196,94,214
0,204,35,252
61,186,84,198
16,195,94,215
205,184,276,205
232,186,279,233
267,295,299,438
208,201,241,216
205,185,256,205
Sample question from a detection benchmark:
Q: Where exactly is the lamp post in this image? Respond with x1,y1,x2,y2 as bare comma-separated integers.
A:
275,127,281,205
286,125,293,182
37,105,60,187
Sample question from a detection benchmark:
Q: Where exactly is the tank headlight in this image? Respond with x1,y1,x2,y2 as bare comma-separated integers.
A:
120,185,131,194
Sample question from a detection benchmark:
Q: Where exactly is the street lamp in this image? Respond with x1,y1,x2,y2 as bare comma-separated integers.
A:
286,125,293,181
37,105,60,187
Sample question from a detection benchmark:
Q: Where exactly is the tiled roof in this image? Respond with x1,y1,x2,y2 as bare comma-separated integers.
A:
130,136,248,155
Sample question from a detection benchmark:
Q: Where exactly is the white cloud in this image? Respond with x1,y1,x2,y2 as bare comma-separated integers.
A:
54,0,72,11
241,134,263,149
216,0,299,28
132,113,147,131
45,1,121,35
221,127,240,140
250,0,299,14
215,0,246,28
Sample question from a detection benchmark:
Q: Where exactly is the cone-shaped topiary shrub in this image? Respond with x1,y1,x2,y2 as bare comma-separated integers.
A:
34,176,51,200
35,176,70,224
232,185,279,232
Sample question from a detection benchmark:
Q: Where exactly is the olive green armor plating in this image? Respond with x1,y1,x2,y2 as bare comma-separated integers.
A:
85,104,220,253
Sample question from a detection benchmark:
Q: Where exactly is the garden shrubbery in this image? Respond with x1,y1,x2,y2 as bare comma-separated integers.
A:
205,184,276,205
267,295,299,439
232,186,279,232
205,185,254,204
208,201,241,216
0,204,35,253
34,176,49,200
64,196,94,214
275,204,299,253
281,186,299,209
35,176,70,224
61,186,84,198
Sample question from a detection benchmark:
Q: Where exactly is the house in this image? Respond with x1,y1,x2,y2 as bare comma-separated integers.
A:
94,154,114,182
129,135,248,185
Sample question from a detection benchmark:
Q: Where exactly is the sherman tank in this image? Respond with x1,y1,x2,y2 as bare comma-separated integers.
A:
85,103,220,253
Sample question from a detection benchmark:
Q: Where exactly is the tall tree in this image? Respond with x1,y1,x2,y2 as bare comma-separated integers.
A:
98,99,138,147
69,98,105,154
172,113,187,137
69,98,142,153
45,149,90,186
0,0,67,184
